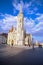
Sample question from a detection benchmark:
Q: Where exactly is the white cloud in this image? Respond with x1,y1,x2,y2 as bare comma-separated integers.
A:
32,22,43,32
36,13,41,16
0,12,43,36
23,14,43,34
13,0,38,14
13,1,30,10
0,14,17,32
0,13,35,33
36,14,43,22
32,14,43,33
24,17,35,33
24,17,35,27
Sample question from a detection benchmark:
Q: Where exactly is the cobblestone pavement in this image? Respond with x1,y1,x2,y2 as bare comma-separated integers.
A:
0,44,43,65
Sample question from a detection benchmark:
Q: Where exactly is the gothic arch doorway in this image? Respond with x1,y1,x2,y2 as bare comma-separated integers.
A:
11,40,14,46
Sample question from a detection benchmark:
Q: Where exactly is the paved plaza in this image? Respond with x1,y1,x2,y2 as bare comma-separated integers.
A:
0,44,43,65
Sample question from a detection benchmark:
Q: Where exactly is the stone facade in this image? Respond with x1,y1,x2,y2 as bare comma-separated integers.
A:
7,5,32,46
7,26,16,46
25,34,32,46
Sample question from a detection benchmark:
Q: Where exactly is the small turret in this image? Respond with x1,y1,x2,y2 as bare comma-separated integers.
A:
9,25,14,32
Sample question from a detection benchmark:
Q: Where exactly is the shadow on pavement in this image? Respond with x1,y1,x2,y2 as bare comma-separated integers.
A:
0,47,43,65
0,44,7,49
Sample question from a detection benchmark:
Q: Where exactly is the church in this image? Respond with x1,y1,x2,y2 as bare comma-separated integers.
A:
7,5,32,46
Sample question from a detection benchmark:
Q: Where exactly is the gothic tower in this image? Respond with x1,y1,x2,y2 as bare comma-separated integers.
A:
16,5,24,45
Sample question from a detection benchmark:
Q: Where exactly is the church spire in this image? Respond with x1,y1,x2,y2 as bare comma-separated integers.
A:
20,4,22,13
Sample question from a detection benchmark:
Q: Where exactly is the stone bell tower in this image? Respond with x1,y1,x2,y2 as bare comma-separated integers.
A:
16,5,24,45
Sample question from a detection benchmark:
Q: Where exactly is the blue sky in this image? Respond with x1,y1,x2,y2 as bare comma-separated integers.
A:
0,0,43,43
